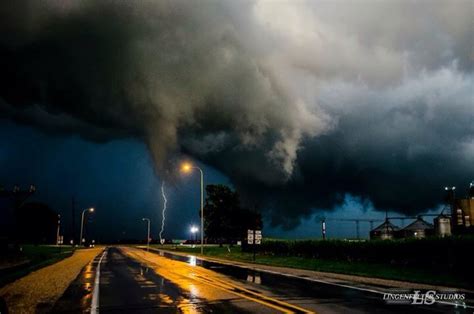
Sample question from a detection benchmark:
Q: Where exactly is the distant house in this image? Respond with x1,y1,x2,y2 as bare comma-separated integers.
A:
398,217,434,239
370,219,400,240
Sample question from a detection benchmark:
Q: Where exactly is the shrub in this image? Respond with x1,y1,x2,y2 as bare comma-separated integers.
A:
259,236,473,279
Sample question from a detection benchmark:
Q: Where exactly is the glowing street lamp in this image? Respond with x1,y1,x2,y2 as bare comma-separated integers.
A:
181,163,192,172
181,162,204,254
190,225,199,243
445,186,457,215
79,207,94,246
445,186,456,201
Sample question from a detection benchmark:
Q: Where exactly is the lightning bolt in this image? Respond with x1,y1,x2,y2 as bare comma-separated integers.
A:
159,181,167,243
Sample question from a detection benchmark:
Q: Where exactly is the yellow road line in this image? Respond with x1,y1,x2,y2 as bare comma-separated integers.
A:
194,273,314,314
123,247,315,314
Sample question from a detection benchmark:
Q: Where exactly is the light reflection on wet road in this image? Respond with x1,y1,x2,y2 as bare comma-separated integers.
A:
100,247,264,313
99,248,181,312
144,248,470,314
52,257,96,313
53,247,470,313
123,247,310,313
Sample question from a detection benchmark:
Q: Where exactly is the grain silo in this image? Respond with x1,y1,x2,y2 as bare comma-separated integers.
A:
370,219,399,240
399,217,434,239
434,214,451,237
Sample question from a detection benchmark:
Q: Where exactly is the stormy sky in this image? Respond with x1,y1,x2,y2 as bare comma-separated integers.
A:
1,1,473,239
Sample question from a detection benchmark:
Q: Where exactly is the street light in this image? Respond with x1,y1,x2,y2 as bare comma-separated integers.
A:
445,186,456,218
181,162,204,254
445,186,456,200
142,218,151,251
190,225,199,243
79,207,94,247
56,214,61,246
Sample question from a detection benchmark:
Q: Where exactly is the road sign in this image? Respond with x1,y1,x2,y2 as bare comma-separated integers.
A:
247,230,262,245
247,229,262,261
247,229,254,244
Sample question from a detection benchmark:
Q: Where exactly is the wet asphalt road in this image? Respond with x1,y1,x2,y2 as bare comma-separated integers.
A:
52,247,471,313
54,247,265,313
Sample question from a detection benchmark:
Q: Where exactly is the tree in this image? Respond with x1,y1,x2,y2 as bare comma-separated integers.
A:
15,202,58,244
203,184,262,244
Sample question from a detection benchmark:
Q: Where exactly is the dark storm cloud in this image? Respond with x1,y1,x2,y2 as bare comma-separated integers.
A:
0,0,472,229
0,0,327,179
260,68,474,228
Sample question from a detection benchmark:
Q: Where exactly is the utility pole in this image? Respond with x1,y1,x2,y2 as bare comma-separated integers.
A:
57,214,62,253
180,163,205,254
355,220,360,239
445,186,456,229
56,214,61,245
142,218,151,251
71,197,76,246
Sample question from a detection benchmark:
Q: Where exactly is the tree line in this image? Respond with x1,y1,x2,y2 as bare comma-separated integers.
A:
203,184,262,245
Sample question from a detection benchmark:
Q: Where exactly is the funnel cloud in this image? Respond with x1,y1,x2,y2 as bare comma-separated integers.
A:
0,0,473,229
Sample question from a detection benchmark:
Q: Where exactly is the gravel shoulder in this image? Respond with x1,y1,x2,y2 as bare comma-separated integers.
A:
0,247,103,313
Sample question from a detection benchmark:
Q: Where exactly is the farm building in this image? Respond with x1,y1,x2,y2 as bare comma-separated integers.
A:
398,217,434,239
370,219,400,240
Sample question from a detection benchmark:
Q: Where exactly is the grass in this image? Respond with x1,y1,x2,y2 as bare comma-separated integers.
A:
151,244,471,289
0,245,74,288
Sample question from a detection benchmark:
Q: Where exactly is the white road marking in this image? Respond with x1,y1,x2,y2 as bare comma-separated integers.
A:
91,249,107,314
227,264,473,309
146,248,472,310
